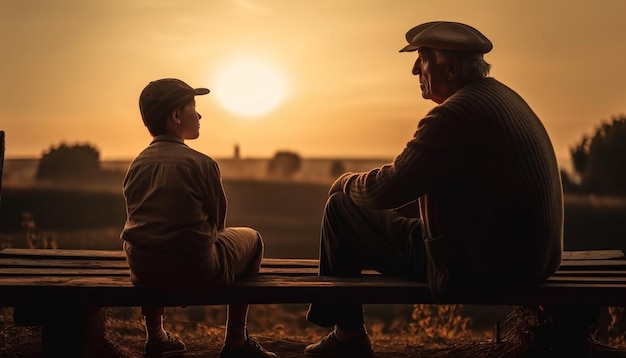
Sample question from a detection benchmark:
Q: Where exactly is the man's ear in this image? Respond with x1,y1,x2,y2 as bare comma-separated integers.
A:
447,58,460,80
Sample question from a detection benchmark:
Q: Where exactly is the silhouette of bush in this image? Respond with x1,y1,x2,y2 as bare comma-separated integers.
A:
570,114,626,195
267,151,301,178
329,159,346,178
36,142,101,181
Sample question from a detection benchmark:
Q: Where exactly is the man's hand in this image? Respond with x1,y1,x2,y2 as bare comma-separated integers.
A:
328,172,354,196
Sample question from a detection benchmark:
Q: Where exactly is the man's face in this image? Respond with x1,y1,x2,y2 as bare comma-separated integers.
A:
412,49,451,104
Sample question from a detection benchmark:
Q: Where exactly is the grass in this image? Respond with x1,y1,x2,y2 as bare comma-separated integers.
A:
2,305,626,358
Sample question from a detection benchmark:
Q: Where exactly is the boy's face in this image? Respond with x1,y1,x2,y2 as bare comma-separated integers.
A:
174,99,202,140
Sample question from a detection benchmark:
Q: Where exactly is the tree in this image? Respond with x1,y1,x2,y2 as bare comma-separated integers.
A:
570,114,626,195
267,150,301,178
36,142,101,181
329,159,346,178
560,169,580,194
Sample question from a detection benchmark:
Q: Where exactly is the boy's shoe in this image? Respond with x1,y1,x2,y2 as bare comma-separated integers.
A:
219,331,278,358
144,331,186,358
304,330,373,357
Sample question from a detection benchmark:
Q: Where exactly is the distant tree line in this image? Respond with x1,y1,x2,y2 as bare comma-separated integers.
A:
564,114,626,195
34,114,626,195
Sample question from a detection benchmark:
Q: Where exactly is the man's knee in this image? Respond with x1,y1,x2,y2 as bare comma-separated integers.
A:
253,230,264,259
326,192,357,217
328,191,350,205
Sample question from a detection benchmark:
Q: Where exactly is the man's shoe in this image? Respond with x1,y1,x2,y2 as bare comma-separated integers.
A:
144,331,186,358
219,331,278,358
304,330,372,357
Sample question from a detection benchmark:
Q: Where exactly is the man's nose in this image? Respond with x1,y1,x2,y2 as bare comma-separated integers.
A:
197,112,202,120
412,61,421,76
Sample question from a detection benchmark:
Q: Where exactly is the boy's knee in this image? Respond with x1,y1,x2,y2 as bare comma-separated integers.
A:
254,231,264,256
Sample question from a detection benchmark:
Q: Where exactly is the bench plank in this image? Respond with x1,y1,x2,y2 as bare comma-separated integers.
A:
2,249,625,269
1,275,626,306
0,267,321,276
3,248,623,260
0,249,320,267
0,258,131,269
3,248,624,357
1,248,625,307
558,259,626,269
562,250,625,260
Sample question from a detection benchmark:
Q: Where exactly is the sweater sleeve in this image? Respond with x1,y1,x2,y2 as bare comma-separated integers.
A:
345,106,465,210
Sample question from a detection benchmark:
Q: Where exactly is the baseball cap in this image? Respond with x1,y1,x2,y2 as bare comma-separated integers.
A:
139,78,210,125
399,21,492,54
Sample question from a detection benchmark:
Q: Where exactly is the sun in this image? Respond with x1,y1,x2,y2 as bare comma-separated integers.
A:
212,58,288,117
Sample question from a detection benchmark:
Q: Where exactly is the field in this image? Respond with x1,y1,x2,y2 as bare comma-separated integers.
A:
1,177,626,356
2,178,626,255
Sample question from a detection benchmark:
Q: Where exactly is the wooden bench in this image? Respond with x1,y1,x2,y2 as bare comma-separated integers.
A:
1,248,625,356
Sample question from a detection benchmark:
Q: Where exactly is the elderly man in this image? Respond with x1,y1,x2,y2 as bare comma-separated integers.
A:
304,21,563,357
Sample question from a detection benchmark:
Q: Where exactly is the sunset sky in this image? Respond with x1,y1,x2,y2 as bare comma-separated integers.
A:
2,0,625,173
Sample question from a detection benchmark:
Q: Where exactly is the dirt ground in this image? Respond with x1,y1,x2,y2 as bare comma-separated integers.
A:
2,307,626,358
3,328,626,358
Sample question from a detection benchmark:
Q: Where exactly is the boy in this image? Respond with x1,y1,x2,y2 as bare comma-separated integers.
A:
121,78,277,358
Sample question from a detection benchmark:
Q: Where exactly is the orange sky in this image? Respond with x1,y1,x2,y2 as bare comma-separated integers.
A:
2,0,625,173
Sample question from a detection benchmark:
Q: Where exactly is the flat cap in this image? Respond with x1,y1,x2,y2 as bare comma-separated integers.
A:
399,21,492,54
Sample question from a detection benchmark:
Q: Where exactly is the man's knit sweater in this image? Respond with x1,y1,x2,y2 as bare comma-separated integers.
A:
342,77,563,298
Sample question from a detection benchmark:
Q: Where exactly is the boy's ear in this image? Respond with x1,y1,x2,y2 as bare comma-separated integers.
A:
169,110,181,124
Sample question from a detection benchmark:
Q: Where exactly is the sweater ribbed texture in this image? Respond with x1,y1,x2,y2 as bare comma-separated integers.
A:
345,77,563,295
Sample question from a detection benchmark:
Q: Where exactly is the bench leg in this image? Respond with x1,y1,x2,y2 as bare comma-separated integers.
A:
524,304,600,357
42,306,106,357
14,305,112,357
